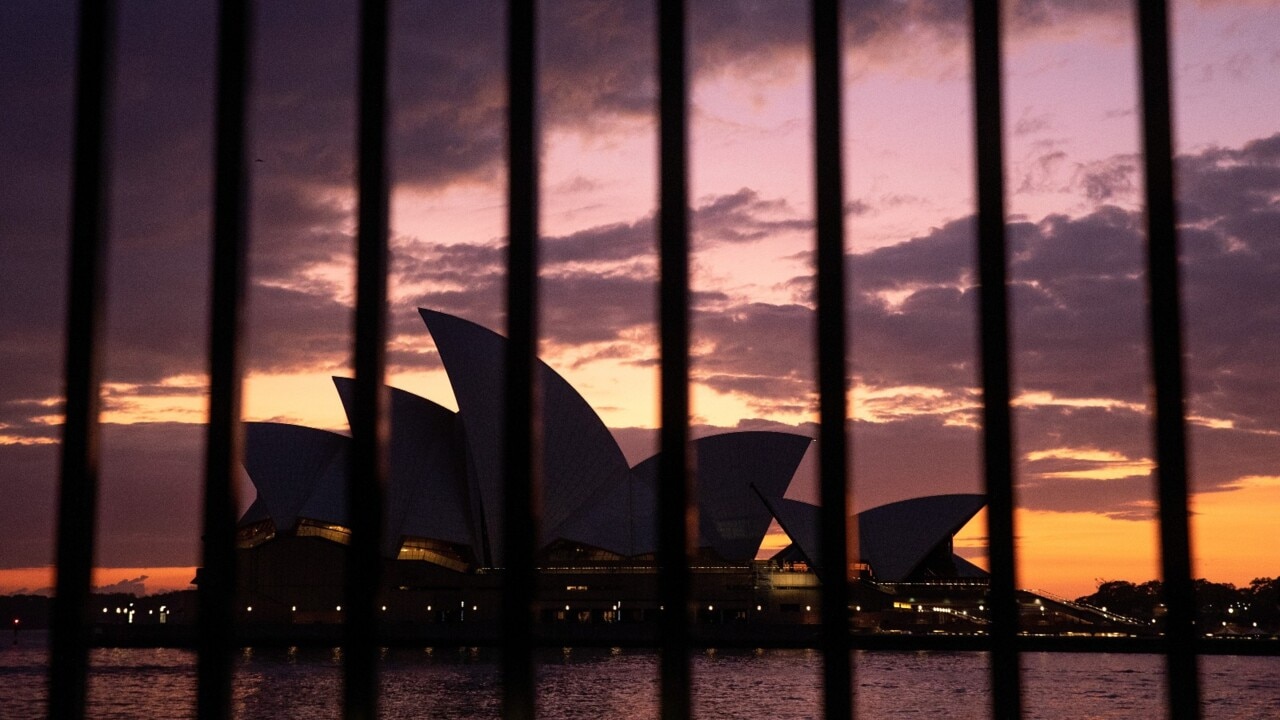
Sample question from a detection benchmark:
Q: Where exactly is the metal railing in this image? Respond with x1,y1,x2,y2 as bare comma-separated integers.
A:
46,0,1208,718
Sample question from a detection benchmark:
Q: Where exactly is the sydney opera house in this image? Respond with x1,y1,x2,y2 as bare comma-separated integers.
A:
232,309,992,631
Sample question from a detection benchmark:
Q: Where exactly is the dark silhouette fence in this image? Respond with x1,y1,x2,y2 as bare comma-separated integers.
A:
46,1,1215,718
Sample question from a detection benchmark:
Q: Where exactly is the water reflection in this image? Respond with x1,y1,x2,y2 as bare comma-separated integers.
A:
1,632,1277,719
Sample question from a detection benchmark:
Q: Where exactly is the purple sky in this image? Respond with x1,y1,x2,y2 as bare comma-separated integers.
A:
1,0,1278,597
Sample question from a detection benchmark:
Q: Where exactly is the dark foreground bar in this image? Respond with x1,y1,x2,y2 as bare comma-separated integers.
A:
970,1,1023,718
343,1,391,718
1136,1,1202,718
812,1,853,719
43,3,1215,720
197,1,252,718
50,2,116,718
504,1,541,720
657,2,694,719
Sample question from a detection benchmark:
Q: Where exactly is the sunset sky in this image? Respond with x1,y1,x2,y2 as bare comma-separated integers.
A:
1,0,1278,599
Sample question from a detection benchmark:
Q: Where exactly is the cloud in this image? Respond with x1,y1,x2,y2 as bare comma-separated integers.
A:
0,422,247,569
389,188,806,361
1,0,1277,568
93,575,149,597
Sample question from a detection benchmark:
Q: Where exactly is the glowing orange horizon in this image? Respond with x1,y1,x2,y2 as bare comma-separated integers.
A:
0,566,197,597
2,472,1273,602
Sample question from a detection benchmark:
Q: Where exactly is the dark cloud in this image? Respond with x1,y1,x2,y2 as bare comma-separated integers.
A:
92,575,150,597
1,0,1277,571
390,188,803,362
0,422,246,569
693,188,812,244
0,2,77,433
541,219,655,267
1019,476,1155,521
0,0,1164,418
1075,155,1140,204
692,302,815,411
244,284,354,375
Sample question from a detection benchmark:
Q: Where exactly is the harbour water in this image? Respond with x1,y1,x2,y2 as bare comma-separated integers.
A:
2,632,1277,718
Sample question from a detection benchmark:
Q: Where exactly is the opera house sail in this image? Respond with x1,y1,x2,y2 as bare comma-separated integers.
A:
229,309,1002,634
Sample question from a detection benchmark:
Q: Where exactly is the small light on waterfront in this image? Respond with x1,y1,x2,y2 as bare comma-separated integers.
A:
336,606,342,612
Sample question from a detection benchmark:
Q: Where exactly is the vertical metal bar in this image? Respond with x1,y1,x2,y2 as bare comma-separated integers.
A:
49,2,115,717
504,1,539,719
198,1,252,718
812,1,852,718
970,1,1022,718
344,0,390,717
1135,1,1201,718
657,1,693,718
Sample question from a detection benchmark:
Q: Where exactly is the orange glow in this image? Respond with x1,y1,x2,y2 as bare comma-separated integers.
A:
956,508,1161,598
99,375,210,425
0,567,52,595
0,566,196,596
1015,508,1160,599
1012,391,1145,413
955,508,1161,598
1192,475,1280,585
853,384,977,424
756,519,792,558
242,371,354,431
952,475,1280,599
1025,446,1155,481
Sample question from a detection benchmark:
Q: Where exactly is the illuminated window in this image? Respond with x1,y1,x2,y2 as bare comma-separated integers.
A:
235,519,276,549
396,537,472,572
296,519,352,545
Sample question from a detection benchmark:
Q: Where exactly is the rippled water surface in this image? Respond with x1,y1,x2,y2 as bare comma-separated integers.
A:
2,632,1277,718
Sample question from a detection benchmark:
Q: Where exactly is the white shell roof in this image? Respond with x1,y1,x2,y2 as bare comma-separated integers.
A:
765,493,986,582
567,431,811,561
236,311,826,568
333,378,475,554
243,422,349,531
419,309,633,564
